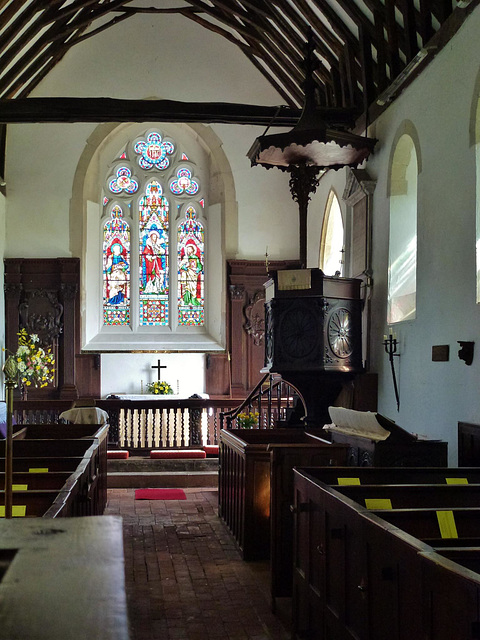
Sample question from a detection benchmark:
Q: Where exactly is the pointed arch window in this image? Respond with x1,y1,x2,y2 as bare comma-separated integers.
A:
103,204,131,325
101,129,206,332
320,191,344,276
388,134,418,324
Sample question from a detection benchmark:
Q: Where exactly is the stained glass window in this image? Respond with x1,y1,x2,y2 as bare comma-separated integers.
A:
177,206,205,326
139,181,170,326
170,167,199,196
108,166,138,194
103,205,130,325
134,132,175,170
101,129,206,331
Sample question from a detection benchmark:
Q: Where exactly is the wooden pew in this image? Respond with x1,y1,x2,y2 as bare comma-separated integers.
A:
0,457,85,473
0,490,71,517
294,465,480,486
1,423,109,517
292,466,480,640
13,423,106,439
0,471,72,490
335,483,480,509
219,428,348,607
0,439,95,457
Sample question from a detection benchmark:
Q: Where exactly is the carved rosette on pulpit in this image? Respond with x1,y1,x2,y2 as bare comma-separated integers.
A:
264,268,363,426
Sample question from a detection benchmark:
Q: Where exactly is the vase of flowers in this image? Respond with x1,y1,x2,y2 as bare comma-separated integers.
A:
236,410,259,429
12,329,55,397
147,380,174,395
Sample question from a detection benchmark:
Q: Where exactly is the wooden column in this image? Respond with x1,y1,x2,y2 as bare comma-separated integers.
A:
59,282,78,400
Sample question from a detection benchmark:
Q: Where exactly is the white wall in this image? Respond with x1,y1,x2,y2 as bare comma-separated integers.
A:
307,7,480,464
101,352,205,398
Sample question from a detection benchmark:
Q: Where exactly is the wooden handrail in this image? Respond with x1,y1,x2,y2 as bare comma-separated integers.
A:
219,373,307,430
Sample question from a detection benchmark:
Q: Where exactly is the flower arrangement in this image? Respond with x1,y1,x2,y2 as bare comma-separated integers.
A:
236,410,259,429
147,380,174,395
14,329,55,388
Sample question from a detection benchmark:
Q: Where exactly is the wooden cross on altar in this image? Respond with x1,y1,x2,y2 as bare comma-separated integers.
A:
152,359,167,381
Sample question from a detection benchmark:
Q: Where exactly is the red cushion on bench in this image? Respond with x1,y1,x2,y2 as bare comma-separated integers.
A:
203,445,219,456
150,449,206,459
107,450,129,459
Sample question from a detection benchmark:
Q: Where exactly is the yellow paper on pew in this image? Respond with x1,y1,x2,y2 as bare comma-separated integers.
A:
337,477,361,485
0,505,26,517
445,477,468,485
437,510,458,538
12,484,28,491
28,468,49,473
365,499,392,510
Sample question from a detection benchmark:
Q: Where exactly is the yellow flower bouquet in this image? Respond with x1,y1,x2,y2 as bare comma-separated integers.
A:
14,329,55,388
147,380,173,395
236,411,259,429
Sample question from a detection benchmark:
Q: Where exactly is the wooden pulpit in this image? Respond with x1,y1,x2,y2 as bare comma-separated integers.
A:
264,268,364,426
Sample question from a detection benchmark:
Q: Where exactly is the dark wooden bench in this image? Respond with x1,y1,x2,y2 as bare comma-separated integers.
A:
335,483,480,509
0,439,94,457
0,471,71,490
0,489,77,517
219,428,348,607
13,423,106,439
292,466,480,640
1,424,109,517
296,465,480,486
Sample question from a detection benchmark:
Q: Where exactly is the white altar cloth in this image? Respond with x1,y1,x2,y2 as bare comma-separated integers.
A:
59,407,110,425
113,393,209,400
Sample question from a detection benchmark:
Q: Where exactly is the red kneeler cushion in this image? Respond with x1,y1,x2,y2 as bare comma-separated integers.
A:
107,450,129,459
150,449,206,459
203,445,219,456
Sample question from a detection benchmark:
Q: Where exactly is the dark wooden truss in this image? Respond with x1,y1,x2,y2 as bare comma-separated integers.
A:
0,0,478,127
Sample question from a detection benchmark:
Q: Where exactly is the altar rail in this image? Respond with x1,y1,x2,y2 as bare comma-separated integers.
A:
12,390,299,453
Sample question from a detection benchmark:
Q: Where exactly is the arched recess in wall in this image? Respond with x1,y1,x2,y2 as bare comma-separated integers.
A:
319,189,344,276
387,123,421,325
70,121,237,352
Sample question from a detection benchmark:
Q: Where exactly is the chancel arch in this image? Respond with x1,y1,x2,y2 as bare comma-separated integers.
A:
319,189,344,276
73,121,236,354
387,125,421,325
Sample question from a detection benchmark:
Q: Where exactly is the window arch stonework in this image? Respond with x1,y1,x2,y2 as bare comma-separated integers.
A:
75,122,228,352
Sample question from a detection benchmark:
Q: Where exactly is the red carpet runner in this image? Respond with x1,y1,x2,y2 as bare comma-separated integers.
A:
134,488,187,500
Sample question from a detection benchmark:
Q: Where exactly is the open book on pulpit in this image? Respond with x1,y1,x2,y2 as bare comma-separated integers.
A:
322,407,448,466
323,406,439,443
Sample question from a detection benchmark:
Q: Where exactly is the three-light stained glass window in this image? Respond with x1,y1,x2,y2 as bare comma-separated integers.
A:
102,130,205,329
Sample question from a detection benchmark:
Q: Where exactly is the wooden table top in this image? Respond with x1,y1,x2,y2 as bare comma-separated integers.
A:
0,516,130,639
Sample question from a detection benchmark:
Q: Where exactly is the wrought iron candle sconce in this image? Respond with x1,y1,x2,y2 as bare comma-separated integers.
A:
383,331,400,411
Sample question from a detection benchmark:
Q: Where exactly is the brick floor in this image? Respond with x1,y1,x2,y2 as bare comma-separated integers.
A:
105,487,291,640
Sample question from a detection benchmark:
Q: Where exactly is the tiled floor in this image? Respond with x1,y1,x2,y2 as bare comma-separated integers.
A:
105,488,291,640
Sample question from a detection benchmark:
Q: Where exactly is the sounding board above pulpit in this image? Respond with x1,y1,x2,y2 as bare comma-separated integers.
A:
263,268,364,426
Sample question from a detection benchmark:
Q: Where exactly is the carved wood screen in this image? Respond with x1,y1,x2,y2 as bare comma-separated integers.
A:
4,258,100,399
206,259,300,398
